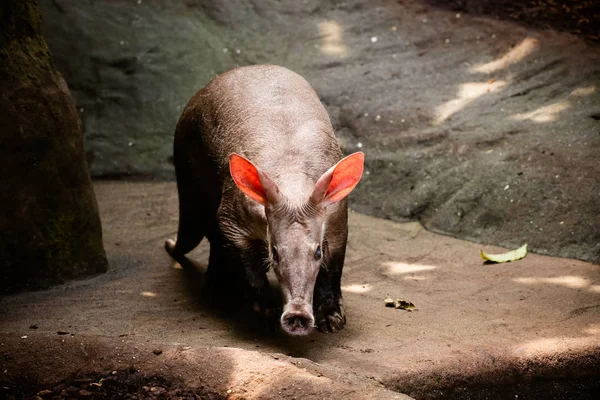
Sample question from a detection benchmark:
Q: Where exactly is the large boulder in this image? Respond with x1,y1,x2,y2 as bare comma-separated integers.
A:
0,0,107,292
40,0,600,263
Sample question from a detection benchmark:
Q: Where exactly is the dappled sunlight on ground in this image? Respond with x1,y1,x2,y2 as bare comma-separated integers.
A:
223,347,330,399
589,285,600,294
381,261,437,275
512,275,597,292
471,37,539,74
511,99,571,122
433,37,598,127
515,335,600,358
432,37,541,125
318,20,348,57
172,261,183,269
583,324,600,335
511,85,595,123
403,275,429,281
571,85,597,97
341,283,373,293
433,80,507,124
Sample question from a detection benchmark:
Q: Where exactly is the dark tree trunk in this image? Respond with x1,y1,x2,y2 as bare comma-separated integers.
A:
0,0,108,293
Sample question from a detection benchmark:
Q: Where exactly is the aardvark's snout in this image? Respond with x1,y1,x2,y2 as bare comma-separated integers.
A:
280,299,314,336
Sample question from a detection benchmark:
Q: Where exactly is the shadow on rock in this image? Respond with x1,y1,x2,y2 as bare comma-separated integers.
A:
384,344,600,400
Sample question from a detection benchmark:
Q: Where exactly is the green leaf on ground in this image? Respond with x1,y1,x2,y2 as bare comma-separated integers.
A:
480,244,528,263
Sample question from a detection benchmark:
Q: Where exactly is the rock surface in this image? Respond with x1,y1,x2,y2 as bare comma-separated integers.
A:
1,182,598,399
40,0,600,263
0,0,107,292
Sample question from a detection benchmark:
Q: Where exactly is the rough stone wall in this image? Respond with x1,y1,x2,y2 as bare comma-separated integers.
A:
39,0,600,263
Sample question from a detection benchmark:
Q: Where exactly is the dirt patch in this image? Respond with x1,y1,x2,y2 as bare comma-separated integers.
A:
416,376,600,400
3,369,224,400
0,332,407,400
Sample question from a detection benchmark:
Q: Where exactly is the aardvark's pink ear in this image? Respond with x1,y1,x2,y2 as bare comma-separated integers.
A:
229,153,280,206
310,152,365,207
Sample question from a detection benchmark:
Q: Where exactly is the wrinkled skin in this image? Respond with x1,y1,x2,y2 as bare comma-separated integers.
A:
268,215,324,335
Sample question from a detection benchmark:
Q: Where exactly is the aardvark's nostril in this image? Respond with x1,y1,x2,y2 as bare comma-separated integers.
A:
281,310,314,335
286,315,309,329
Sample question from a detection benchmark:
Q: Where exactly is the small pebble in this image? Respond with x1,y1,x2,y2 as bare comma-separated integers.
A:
357,142,363,149
375,115,381,121
504,185,510,190
153,349,162,355
370,36,378,43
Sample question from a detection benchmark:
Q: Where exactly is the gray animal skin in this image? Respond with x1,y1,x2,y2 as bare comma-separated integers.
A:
165,65,364,335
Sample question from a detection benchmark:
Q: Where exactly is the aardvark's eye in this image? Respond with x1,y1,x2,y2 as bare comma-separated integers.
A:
314,245,322,261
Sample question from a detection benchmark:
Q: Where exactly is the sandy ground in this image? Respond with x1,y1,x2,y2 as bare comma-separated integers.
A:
1,182,599,399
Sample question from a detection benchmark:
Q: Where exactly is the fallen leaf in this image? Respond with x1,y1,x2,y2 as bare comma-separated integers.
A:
394,300,416,311
384,296,395,307
89,378,104,388
384,296,417,311
480,244,528,263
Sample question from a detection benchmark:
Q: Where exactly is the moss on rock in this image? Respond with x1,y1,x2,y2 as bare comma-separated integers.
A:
0,0,107,293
